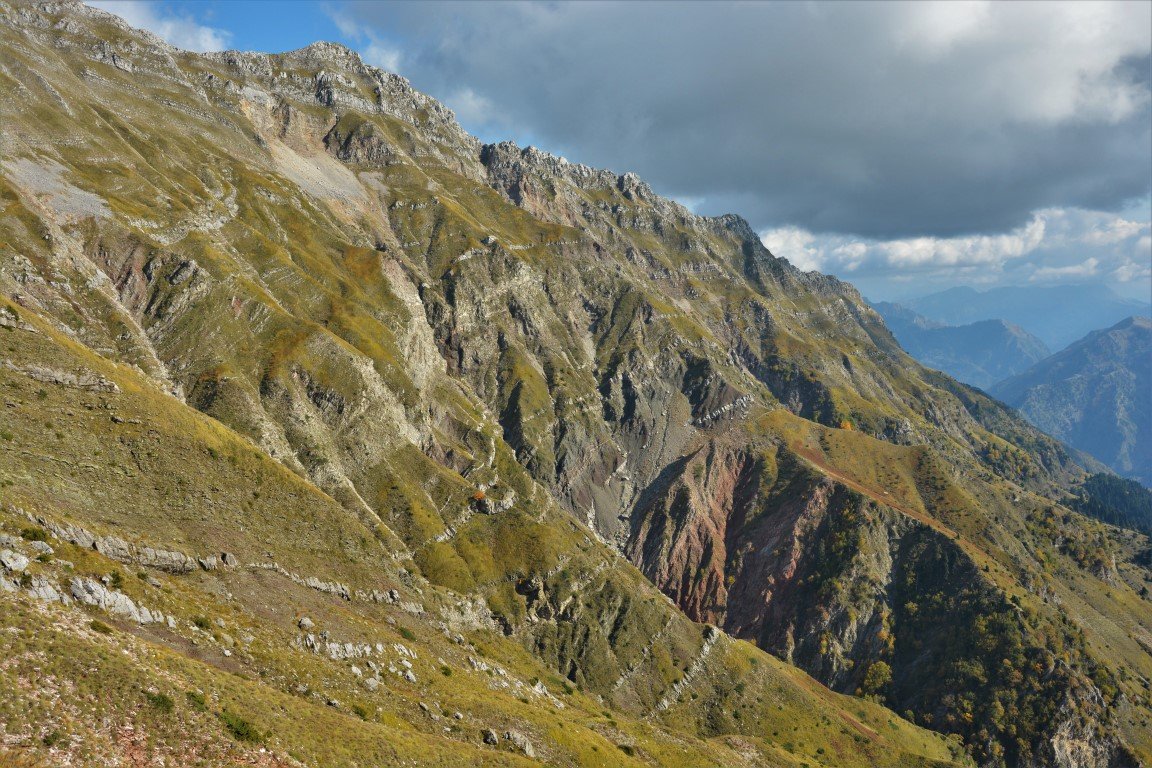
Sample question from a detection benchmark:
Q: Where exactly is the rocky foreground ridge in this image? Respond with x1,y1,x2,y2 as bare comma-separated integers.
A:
1,2,1150,767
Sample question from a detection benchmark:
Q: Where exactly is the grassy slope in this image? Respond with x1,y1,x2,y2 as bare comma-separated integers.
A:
0,301,963,766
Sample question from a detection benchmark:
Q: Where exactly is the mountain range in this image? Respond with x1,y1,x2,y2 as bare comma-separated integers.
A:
1,3,1150,767
992,317,1151,486
903,285,1150,351
871,302,1051,389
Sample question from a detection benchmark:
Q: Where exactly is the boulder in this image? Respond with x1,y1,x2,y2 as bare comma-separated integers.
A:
93,535,133,562
138,546,196,573
505,730,535,758
0,549,29,573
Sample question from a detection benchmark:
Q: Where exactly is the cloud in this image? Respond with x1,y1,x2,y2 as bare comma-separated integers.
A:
1030,257,1099,282
362,41,402,73
761,207,1151,297
88,1,231,52
330,0,1151,239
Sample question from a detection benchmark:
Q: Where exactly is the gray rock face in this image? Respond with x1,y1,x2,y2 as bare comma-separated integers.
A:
504,730,535,758
93,535,133,562
47,521,97,549
69,576,167,624
25,576,66,603
28,540,54,556
0,361,119,392
298,616,315,631
137,546,197,573
0,549,29,572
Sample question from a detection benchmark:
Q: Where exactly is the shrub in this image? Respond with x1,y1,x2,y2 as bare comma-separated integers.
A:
399,627,416,641
42,730,63,747
186,690,208,712
90,620,113,635
19,527,48,542
192,616,211,631
860,661,893,698
146,692,174,714
218,709,261,742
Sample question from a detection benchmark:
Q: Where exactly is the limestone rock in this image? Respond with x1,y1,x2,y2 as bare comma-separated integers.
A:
0,549,29,572
505,730,535,758
69,576,162,624
93,535,133,562
138,546,196,573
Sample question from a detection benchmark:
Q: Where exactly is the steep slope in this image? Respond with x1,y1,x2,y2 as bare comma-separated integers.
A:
872,302,1050,388
991,317,1151,485
0,301,962,768
906,285,1150,351
0,3,1149,767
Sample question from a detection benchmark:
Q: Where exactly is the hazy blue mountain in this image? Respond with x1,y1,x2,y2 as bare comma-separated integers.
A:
873,301,1050,388
991,316,1152,485
905,284,1150,350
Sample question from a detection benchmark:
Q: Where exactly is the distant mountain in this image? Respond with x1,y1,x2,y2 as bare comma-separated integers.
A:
906,284,1151,350
991,316,1152,485
873,301,1050,388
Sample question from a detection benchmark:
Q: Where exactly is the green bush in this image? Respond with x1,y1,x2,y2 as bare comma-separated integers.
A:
19,527,48,542
90,620,113,635
185,690,208,712
218,709,261,742
146,692,174,714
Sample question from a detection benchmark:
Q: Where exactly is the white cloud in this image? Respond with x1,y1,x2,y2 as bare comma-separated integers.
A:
88,1,231,52
760,207,1151,295
1030,257,1099,282
896,1,992,56
363,41,402,73
445,87,495,126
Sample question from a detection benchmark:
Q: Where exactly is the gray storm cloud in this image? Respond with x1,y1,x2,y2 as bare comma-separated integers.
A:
332,0,1151,241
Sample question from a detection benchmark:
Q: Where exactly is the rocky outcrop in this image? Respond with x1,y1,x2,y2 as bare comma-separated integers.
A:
69,577,175,626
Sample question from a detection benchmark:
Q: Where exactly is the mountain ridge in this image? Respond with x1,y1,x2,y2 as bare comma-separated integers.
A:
871,301,1051,388
991,316,1151,486
905,284,1150,350
1,2,1150,766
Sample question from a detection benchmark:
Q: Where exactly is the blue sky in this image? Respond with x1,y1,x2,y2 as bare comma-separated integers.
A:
90,1,1152,304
